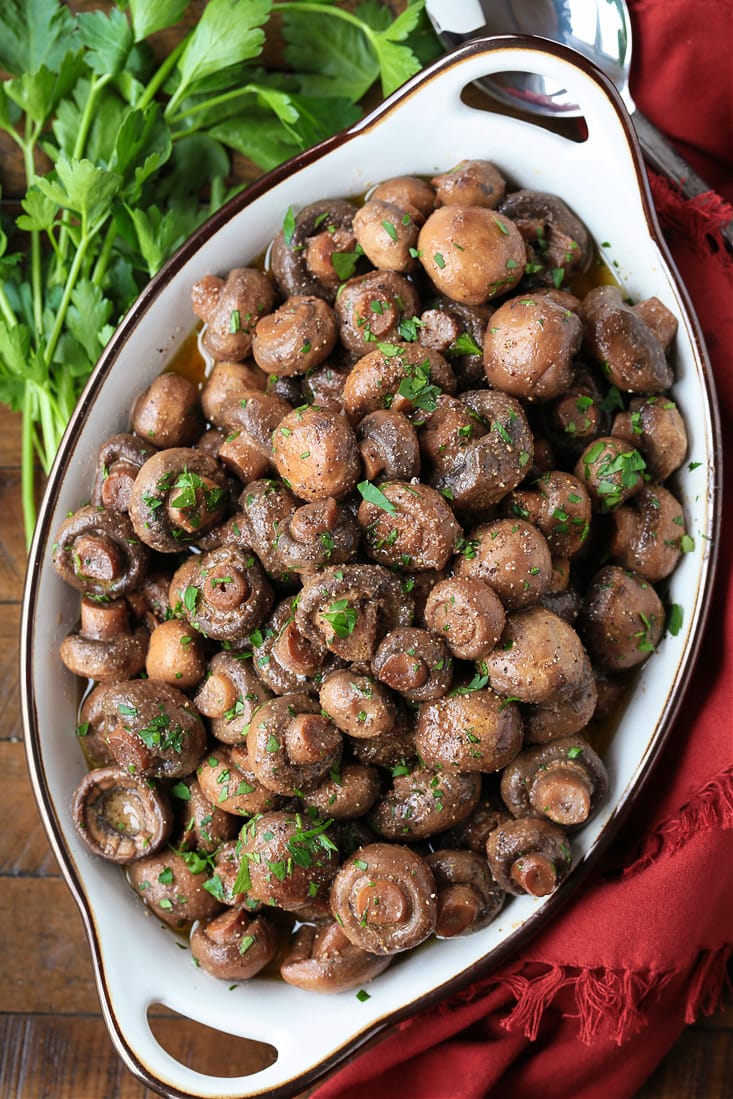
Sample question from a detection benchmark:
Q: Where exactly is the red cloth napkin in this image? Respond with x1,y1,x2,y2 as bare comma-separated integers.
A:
315,3,733,1096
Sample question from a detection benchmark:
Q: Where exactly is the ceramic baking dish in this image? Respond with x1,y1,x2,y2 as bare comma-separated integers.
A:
21,36,721,1099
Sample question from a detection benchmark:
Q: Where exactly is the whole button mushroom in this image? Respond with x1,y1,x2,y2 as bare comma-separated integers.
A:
330,843,437,955
191,267,276,361
611,395,688,481
357,481,461,573
128,848,224,929
319,670,398,739
549,375,606,453
500,736,608,828
574,435,647,512
419,393,486,478
251,294,338,377
280,920,391,993
335,271,420,355
497,189,591,286
238,477,298,581
356,411,421,484
198,744,281,816
432,389,534,511
369,763,482,841
270,199,360,302
352,199,420,272
295,564,412,663
272,405,361,501
251,598,331,697
418,296,492,388
416,687,523,774
170,544,273,646
503,470,592,558
173,778,239,854
432,159,506,209
522,653,598,744
483,293,583,402
579,285,673,393
247,693,342,795
303,359,351,411
344,345,457,425
72,765,173,863
193,650,272,745
631,295,678,351
91,433,155,512
417,206,526,305
609,484,685,582
425,849,505,938
101,679,207,779
191,909,280,981
371,175,436,220
76,683,115,767
303,761,382,820
275,496,360,575
437,796,512,854
128,447,228,552
60,596,148,683
372,627,453,703
486,818,573,897
215,389,293,484
581,565,665,672
52,505,150,598
131,373,203,448
455,518,552,611
200,360,267,425
237,809,340,910
423,576,506,661
483,606,588,705
145,619,207,691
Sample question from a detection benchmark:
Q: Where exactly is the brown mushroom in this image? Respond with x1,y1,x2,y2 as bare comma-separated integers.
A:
356,410,421,484
349,713,417,770
425,849,505,938
343,344,456,424
193,650,272,744
303,761,382,820
437,796,512,854
197,744,281,815
72,765,173,862
503,471,592,558
302,358,351,411
372,627,452,702
579,285,673,393
574,435,647,512
215,390,293,484
423,576,506,661
272,405,361,501
60,597,148,682
75,683,115,766
455,518,553,611
370,175,436,220
319,669,398,740
432,159,506,209
128,448,228,552
200,360,267,424
250,598,332,696
247,693,342,795
172,778,239,854
358,480,461,572
275,496,360,574
486,818,573,897
500,736,608,827
611,396,688,481
416,685,523,774
483,606,588,704
609,484,685,581
497,189,591,286
631,296,678,351
522,653,598,743
549,375,606,451
169,544,273,646
237,809,340,910
368,762,481,841
237,477,298,581
483,293,583,401
131,373,203,449
251,295,338,376
581,565,665,671
418,206,526,305
191,267,276,361
52,505,150,598
335,271,421,355
145,618,207,691
191,908,280,980
128,848,223,928
91,433,156,511
329,843,437,955
270,200,360,302
352,199,420,273
418,393,486,478
419,297,492,388
295,564,412,663
280,920,391,993
101,679,207,779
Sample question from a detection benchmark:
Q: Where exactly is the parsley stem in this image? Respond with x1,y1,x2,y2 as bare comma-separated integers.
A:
273,0,377,44
155,37,194,118
21,134,43,338
169,83,258,126
57,73,113,268
91,220,117,288
0,282,17,328
43,231,92,368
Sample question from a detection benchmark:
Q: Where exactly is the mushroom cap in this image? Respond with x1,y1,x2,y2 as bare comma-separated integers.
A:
128,447,228,552
280,920,391,992
272,405,362,502
128,849,223,928
483,294,582,401
425,849,505,937
101,679,207,779
191,909,280,980
483,606,588,704
52,505,150,598
418,206,526,305
416,688,523,774
368,762,482,841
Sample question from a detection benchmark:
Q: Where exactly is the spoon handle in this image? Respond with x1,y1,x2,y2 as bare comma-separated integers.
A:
632,109,733,249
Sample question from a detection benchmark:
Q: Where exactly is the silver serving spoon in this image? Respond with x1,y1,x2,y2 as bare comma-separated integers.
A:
425,0,733,247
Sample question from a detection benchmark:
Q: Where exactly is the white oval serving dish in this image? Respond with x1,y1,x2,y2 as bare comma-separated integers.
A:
21,37,721,1099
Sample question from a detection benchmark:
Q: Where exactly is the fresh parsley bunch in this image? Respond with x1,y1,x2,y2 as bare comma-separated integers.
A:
0,0,439,543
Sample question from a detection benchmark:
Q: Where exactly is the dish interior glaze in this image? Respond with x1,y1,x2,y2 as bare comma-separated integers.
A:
21,38,720,1099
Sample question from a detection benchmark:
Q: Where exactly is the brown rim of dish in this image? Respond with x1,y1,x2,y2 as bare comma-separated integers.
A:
19,34,723,1099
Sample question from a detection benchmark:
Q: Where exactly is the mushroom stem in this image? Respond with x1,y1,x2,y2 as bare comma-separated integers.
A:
530,767,592,826
79,597,130,641
511,853,557,897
